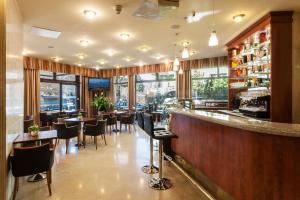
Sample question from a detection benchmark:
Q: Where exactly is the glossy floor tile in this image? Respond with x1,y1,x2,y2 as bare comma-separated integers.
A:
15,126,209,200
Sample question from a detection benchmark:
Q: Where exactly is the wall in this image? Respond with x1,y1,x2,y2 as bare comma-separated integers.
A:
293,12,300,123
5,0,23,199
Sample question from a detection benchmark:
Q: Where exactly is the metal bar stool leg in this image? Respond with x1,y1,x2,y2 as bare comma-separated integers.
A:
149,139,172,190
141,137,159,174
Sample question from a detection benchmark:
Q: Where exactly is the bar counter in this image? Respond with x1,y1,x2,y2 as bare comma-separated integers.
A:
169,108,300,200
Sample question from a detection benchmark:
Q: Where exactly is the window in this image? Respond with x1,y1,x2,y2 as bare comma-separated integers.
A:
40,70,54,79
62,85,77,110
40,71,79,111
40,82,60,111
56,73,76,81
114,76,128,110
135,72,176,110
192,67,228,101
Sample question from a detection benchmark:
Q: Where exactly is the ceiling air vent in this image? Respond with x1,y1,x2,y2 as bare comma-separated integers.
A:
158,0,179,8
30,26,61,39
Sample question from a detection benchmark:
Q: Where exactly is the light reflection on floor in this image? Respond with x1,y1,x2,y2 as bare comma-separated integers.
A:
15,125,209,200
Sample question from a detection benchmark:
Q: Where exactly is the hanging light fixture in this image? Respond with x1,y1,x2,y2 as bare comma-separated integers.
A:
178,67,183,75
182,47,190,58
173,39,179,71
208,0,218,47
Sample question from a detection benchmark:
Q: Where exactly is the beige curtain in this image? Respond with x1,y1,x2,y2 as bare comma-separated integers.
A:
99,56,228,78
24,69,40,123
128,75,135,110
81,76,92,117
176,70,192,100
107,77,115,103
24,56,99,77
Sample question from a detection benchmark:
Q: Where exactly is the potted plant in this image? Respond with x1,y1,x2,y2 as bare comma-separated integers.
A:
29,124,40,137
93,94,110,114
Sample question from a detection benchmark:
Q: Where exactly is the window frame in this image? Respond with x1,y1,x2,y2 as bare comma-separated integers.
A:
191,67,229,100
113,76,129,110
135,72,176,110
40,72,80,111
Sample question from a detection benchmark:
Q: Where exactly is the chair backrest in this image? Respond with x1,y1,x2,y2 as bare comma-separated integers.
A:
137,112,144,130
11,143,53,177
24,119,33,133
143,113,154,137
97,120,106,134
107,116,117,125
53,123,78,139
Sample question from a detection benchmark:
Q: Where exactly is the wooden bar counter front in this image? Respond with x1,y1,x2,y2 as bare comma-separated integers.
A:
170,109,300,200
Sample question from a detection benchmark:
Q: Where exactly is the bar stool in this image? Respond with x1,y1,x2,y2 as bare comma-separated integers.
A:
144,113,177,190
137,112,159,174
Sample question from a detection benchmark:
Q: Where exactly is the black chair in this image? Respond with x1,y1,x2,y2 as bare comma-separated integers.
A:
53,123,79,154
40,112,49,126
24,119,33,133
106,115,117,135
144,113,177,190
83,120,107,149
10,143,54,200
120,113,135,133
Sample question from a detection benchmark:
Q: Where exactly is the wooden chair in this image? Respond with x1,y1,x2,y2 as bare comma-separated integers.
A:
53,123,79,154
24,119,33,133
10,143,54,200
83,120,107,149
106,115,117,135
120,113,135,133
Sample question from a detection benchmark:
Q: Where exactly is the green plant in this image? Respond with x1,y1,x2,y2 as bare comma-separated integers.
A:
93,95,110,111
29,124,39,133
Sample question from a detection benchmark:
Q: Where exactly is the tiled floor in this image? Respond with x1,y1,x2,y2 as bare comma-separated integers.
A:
16,125,209,200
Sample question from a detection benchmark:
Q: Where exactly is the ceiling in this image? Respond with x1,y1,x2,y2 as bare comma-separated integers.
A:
17,0,300,69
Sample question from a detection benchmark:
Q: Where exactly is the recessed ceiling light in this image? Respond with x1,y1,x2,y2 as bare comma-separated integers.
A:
124,57,133,62
119,33,130,41
83,10,97,20
233,14,245,23
181,41,190,47
137,62,144,67
80,40,89,47
103,49,117,57
154,54,163,60
77,63,82,67
22,50,28,55
115,65,121,68
78,54,85,60
139,46,150,52
164,59,169,65
190,50,197,56
95,66,100,70
98,59,106,65
31,26,61,39
52,57,60,62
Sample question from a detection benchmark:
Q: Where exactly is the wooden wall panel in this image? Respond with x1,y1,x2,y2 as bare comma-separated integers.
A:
171,113,300,200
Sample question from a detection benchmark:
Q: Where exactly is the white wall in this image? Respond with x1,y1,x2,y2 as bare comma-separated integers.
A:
6,0,23,198
293,12,300,123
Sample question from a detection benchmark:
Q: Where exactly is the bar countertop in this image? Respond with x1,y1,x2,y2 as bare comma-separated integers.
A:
169,108,300,137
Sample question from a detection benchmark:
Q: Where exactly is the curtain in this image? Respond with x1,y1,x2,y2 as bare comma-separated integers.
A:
128,75,135,110
176,70,192,100
24,69,40,123
107,77,115,103
99,56,228,78
81,76,92,117
24,56,99,77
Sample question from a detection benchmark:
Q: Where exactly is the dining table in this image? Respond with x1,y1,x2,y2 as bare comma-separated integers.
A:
12,130,58,182
64,117,96,147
